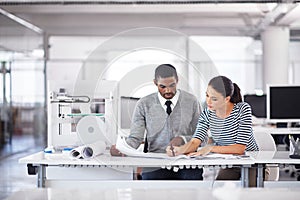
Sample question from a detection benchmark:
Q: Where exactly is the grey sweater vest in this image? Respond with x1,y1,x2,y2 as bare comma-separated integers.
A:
126,90,201,153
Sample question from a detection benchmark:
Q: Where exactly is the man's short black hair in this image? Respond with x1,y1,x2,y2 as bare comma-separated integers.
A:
154,64,178,81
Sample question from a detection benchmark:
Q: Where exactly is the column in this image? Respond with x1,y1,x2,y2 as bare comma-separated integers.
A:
261,26,290,90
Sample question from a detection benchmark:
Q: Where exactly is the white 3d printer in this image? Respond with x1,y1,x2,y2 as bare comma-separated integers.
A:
47,80,119,152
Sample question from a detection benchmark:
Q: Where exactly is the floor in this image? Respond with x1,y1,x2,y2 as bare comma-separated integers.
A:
0,135,45,200
0,135,299,200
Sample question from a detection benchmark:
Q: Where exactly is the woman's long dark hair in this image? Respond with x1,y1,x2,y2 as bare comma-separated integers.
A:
208,76,242,103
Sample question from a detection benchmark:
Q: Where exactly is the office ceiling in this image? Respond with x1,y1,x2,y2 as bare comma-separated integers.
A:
1,0,300,53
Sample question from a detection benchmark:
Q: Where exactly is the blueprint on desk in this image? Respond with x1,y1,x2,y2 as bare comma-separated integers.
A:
116,136,245,161
116,136,190,160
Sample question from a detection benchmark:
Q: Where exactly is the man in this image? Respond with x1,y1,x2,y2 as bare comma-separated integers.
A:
111,64,203,180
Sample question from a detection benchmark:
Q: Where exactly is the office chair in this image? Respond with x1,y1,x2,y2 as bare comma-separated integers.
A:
253,130,279,181
283,135,300,181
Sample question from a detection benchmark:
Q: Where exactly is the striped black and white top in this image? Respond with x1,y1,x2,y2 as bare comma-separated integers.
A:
193,102,259,151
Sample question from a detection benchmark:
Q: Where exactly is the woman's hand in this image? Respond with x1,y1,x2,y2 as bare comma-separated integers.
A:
188,145,213,157
166,145,181,157
166,138,202,157
165,136,184,157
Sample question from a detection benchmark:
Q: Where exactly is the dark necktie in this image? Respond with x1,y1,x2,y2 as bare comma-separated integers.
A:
165,100,172,115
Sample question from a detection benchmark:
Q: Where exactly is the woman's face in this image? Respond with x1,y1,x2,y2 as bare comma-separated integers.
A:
206,85,229,111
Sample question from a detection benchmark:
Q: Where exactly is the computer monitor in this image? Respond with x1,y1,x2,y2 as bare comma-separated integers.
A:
244,94,266,118
267,85,300,123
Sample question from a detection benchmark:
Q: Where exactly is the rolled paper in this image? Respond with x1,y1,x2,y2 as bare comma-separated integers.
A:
70,140,106,159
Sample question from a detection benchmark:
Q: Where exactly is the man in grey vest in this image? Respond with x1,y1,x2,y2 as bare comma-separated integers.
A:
111,64,203,180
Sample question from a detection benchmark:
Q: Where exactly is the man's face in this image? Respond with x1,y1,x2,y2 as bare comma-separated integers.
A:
154,76,178,99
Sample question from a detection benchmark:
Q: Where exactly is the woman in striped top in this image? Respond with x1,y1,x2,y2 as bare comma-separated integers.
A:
167,75,259,185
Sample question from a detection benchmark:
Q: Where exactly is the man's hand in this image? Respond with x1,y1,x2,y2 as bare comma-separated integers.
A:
170,136,185,146
110,144,126,157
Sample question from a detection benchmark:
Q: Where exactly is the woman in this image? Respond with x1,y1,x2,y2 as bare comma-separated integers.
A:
167,75,259,185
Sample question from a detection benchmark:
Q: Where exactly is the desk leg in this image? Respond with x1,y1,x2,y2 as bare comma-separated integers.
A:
37,165,46,188
257,164,264,188
241,166,249,188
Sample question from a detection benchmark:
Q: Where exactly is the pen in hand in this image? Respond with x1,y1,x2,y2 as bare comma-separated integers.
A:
170,143,175,157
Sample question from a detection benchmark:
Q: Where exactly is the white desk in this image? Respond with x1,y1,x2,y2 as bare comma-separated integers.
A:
4,187,300,200
248,151,300,187
268,128,300,135
254,126,300,135
19,151,254,188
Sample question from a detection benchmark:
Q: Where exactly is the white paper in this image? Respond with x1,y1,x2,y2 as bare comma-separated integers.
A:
204,153,238,159
70,140,106,159
82,140,106,158
70,146,85,159
115,136,189,160
115,136,243,160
